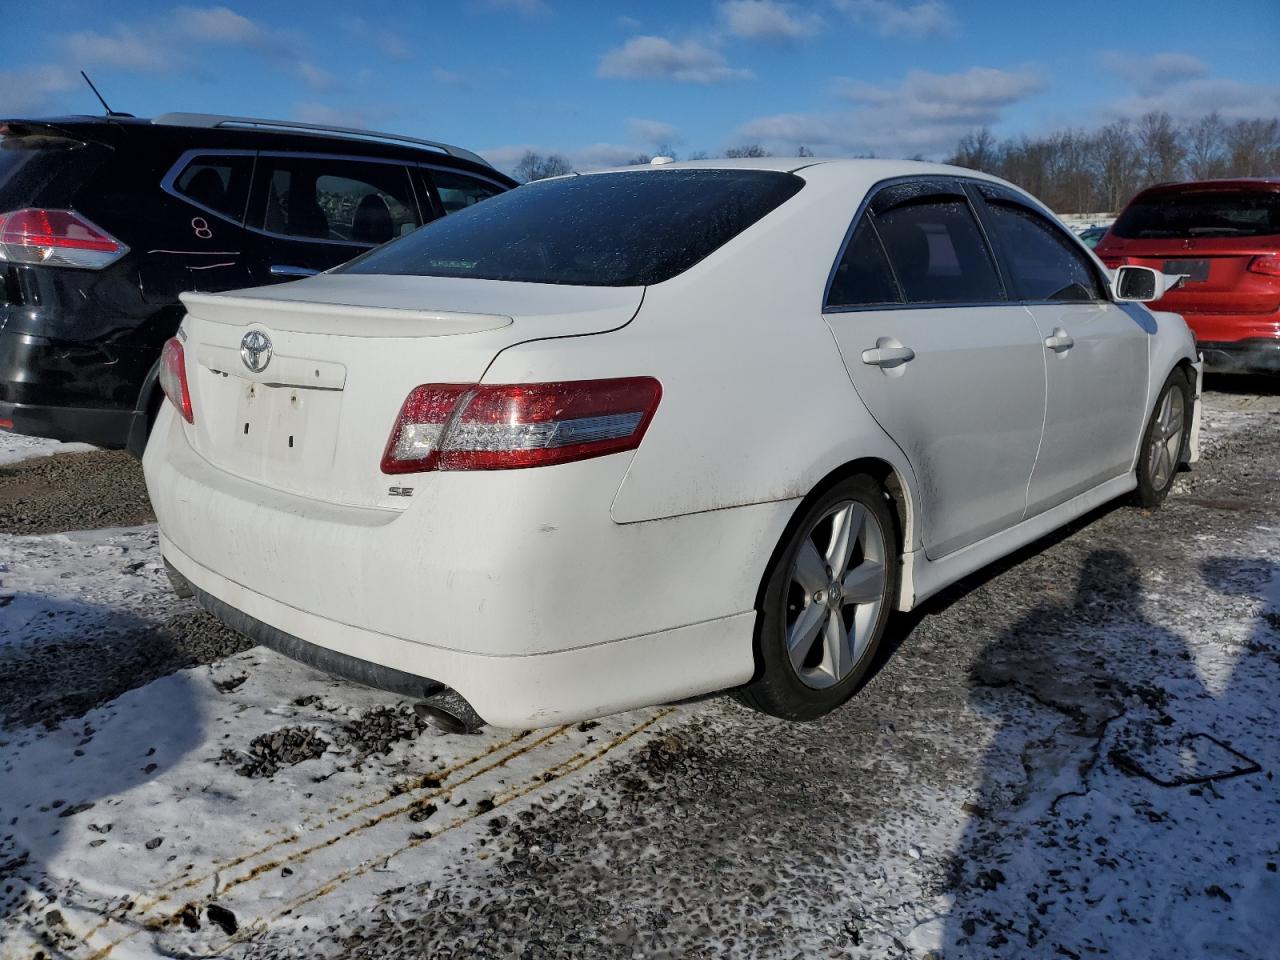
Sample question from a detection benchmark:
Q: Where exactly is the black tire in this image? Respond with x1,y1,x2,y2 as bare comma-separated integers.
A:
736,475,899,721
1133,368,1192,509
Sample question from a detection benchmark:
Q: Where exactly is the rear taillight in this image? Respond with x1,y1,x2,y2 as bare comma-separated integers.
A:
382,377,662,474
1101,256,1127,270
0,208,127,269
159,338,194,424
1247,255,1280,278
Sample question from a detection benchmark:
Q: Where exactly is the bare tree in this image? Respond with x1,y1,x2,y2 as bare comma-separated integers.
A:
513,151,573,182
947,128,999,171
1225,118,1280,177
1185,112,1227,180
1136,111,1185,185
797,145,814,157
724,144,770,158
1093,121,1140,213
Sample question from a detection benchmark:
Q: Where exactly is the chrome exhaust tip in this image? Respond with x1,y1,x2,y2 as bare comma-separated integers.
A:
414,689,485,735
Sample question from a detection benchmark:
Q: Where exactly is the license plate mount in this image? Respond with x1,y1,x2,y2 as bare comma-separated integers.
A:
1162,259,1210,283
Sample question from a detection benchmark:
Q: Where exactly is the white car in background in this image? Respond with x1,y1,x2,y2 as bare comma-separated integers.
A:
144,159,1201,729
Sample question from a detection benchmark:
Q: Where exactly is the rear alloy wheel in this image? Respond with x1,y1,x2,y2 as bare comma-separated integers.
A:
737,475,898,720
1134,369,1191,509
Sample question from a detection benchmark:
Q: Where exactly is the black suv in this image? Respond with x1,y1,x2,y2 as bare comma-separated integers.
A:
0,113,515,455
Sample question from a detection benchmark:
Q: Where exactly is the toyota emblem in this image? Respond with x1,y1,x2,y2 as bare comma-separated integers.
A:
240,329,272,373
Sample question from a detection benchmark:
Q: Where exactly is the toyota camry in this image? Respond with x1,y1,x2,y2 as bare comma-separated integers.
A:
143,159,1202,728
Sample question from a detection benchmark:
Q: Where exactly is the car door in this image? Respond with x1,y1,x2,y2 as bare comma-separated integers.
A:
242,153,428,285
823,179,1047,559
970,183,1151,515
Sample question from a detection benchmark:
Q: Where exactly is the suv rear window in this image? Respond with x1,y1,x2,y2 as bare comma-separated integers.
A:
1112,189,1280,239
341,169,805,286
0,131,86,201
172,155,253,222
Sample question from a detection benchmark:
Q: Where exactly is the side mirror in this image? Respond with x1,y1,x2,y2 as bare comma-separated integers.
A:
1112,265,1184,303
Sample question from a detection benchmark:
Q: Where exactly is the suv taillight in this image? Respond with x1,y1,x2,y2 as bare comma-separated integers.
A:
0,208,127,269
382,378,662,474
1247,255,1280,278
159,338,194,424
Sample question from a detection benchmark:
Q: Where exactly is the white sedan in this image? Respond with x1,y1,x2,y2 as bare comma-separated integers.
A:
144,159,1201,728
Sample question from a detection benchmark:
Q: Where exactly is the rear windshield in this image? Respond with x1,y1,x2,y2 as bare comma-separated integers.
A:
0,131,86,201
1112,189,1280,239
340,169,805,286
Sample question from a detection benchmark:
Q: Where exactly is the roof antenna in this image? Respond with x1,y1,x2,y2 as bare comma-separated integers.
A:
80,71,125,117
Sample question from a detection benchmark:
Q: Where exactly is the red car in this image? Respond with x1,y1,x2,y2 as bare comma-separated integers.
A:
1097,178,1280,373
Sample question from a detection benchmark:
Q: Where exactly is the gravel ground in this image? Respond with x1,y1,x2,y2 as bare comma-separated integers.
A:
1,380,1277,959
230,379,1280,960
0,449,153,535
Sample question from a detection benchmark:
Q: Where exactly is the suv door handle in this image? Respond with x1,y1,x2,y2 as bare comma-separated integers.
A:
861,344,916,367
270,264,320,278
1043,328,1074,352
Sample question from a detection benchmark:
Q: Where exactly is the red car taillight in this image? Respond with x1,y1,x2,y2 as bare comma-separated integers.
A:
1100,256,1128,270
159,338,194,424
0,208,128,269
382,377,662,474
1247,255,1280,278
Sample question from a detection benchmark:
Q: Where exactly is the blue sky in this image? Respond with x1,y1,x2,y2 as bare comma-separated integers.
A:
4,0,1278,173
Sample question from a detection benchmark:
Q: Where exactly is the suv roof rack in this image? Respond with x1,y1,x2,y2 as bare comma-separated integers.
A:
151,113,492,169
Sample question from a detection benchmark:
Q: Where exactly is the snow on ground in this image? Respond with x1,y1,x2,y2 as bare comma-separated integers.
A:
1,388,1278,959
0,528,677,958
0,432,95,466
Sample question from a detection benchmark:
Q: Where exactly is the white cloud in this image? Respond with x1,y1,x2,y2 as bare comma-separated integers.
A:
832,0,957,39
472,0,550,16
342,16,413,61
718,1,822,41
432,67,468,87
296,61,335,91
292,102,384,129
0,65,76,115
598,36,753,84
1106,77,1280,122
67,27,173,71
1098,51,1208,97
174,6,265,44
627,118,682,147
738,65,1044,157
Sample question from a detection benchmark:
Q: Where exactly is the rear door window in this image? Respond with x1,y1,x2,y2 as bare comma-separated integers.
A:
978,198,1103,302
428,169,505,215
871,190,1004,304
251,156,422,245
1112,190,1280,239
827,217,902,308
171,154,254,223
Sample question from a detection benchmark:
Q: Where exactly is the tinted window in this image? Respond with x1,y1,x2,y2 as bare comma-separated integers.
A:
983,201,1102,301
254,157,420,244
173,155,253,222
430,170,504,215
1112,189,1280,239
0,132,87,203
874,197,1003,304
827,217,901,307
342,170,804,286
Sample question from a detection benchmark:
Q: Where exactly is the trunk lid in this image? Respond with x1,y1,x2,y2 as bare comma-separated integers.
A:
1101,236,1280,315
178,274,643,509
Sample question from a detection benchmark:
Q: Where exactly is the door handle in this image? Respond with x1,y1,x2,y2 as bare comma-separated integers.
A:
1044,329,1074,352
861,344,916,367
270,264,320,278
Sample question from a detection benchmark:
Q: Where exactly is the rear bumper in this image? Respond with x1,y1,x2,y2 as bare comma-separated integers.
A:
0,398,137,448
166,536,754,728
1197,338,1280,374
145,408,789,727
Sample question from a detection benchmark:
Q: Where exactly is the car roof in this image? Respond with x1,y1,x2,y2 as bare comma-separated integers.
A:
1134,177,1280,198
574,156,1008,183
0,114,516,185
